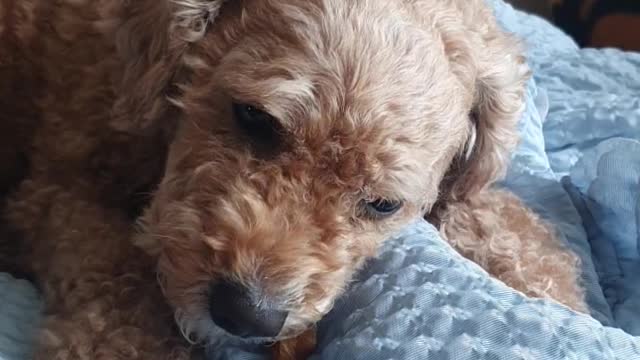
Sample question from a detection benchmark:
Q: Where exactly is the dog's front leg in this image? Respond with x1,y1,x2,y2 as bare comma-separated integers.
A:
438,189,588,313
5,178,194,359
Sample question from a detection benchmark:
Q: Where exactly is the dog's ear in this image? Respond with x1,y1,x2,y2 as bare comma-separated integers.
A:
436,13,530,205
108,0,228,135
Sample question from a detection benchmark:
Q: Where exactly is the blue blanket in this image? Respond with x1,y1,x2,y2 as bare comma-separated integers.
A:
2,0,639,359
494,0,640,334
0,274,41,360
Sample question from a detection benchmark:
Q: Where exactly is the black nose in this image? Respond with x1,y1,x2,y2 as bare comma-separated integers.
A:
209,280,288,338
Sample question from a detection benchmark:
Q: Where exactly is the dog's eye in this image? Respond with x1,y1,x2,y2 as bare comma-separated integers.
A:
361,199,403,220
232,102,281,143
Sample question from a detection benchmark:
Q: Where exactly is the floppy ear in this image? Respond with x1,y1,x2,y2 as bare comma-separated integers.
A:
108,0,228,135
425,6,529,222
436,13,530,205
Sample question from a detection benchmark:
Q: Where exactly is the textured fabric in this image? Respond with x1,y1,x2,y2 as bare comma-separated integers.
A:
313,222,640,360
0,274,41,360
505,0,640,336
492,0,640,332
564,139,640,336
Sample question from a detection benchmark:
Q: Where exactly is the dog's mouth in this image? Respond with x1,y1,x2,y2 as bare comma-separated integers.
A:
173,305,307,346
165,280,315,346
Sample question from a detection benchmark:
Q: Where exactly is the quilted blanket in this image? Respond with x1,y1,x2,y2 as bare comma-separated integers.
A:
1,0,639,359
0,274,41,360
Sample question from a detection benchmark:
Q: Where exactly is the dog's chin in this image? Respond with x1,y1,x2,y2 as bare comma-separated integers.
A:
173,306,313,346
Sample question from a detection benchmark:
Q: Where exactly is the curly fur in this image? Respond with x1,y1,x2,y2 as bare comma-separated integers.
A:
0,0,586,359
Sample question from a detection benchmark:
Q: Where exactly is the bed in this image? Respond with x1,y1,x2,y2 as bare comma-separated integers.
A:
2,0,639,359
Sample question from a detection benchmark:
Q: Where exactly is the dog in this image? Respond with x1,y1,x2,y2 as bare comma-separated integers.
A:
0,0,587,359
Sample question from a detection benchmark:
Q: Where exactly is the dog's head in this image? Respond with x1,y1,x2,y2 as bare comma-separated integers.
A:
112,0,528,344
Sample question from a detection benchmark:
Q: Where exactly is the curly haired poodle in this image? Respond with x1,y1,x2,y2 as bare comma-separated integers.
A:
0,0,587,358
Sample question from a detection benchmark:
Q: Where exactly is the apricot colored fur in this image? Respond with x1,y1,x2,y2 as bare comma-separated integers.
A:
0,0,586,359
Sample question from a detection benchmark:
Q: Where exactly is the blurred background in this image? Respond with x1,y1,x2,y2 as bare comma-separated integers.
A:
507,0,640,50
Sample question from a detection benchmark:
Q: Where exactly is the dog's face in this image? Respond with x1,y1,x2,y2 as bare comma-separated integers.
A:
125,0,525,344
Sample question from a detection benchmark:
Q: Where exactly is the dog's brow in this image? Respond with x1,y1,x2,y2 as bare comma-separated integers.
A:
219,69,317,128
258,77,317,122
368,150,431,203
